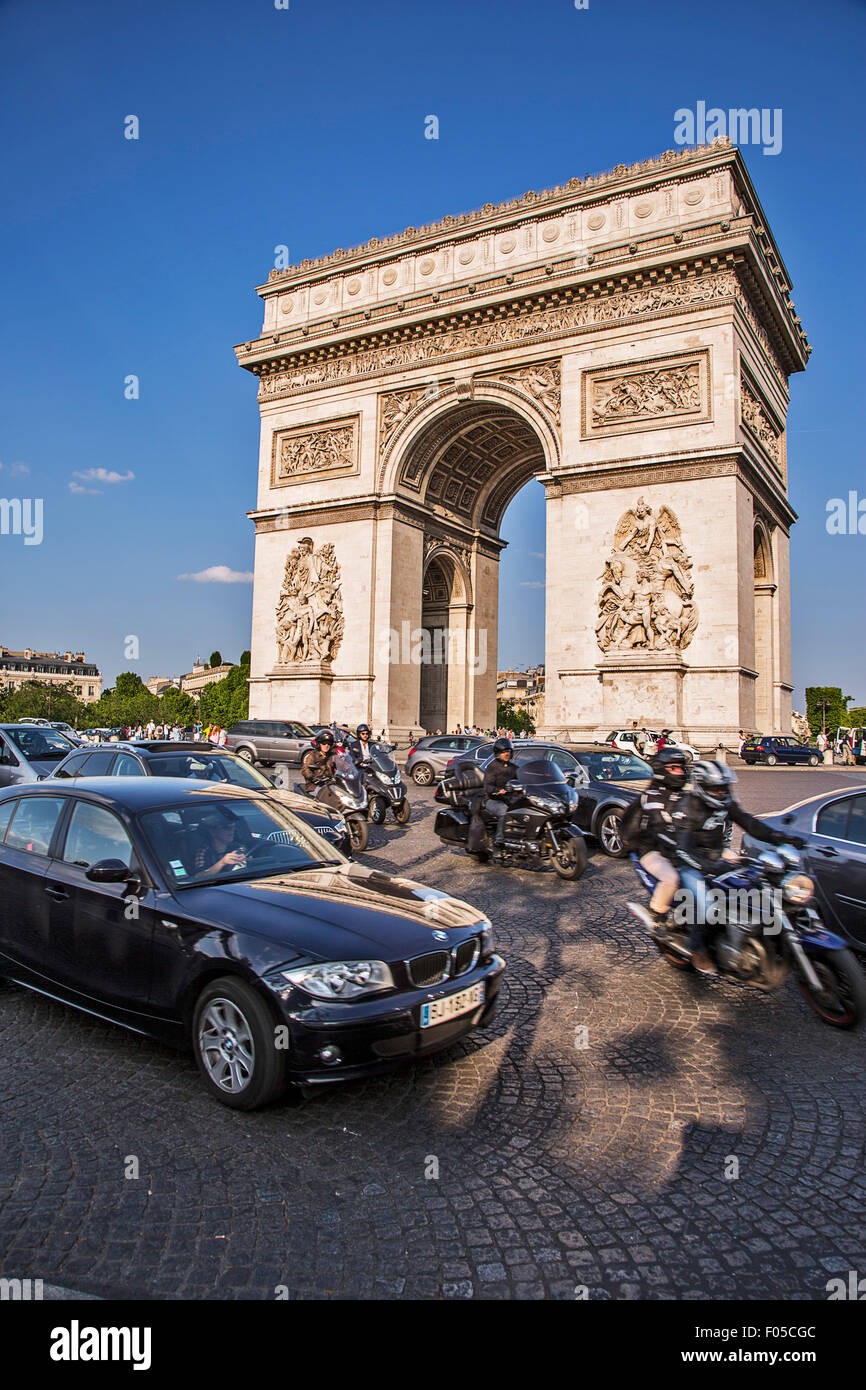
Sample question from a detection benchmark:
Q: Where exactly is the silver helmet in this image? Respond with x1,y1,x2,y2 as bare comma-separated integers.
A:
690,759,737,808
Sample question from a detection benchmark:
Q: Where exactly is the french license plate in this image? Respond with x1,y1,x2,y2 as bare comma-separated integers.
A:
420,982,484,1029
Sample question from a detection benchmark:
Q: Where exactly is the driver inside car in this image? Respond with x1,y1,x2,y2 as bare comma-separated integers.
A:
192,807,250,879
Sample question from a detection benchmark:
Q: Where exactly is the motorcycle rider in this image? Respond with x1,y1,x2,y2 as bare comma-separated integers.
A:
482,737,519,848
622,747,690,930
673,759,802,976
349,723,374,765
301,729,342,811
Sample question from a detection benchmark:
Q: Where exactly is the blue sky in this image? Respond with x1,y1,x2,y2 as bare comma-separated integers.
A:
1,0,864,709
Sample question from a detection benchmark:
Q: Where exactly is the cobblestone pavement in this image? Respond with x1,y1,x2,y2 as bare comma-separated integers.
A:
1,767,866,1300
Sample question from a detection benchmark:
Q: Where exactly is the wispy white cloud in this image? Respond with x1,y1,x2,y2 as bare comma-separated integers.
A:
0,460,31,477
178,565,254,584
520,580,545,590
69,480,101,495
72,468,135,485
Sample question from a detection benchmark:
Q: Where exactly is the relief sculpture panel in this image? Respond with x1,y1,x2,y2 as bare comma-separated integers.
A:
596,499,699,654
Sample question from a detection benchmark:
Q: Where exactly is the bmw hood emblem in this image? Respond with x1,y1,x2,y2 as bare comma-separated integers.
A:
432,930,449,942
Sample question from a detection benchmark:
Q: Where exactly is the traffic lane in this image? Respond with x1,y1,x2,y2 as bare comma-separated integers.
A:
729,765,866,817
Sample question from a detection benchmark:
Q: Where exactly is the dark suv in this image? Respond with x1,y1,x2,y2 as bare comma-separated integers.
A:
225,720,315,767
741,735,823,767
452,740,653,857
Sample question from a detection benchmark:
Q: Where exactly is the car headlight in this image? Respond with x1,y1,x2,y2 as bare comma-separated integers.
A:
282,960,394,999
782,872,814,905
478,921,495,960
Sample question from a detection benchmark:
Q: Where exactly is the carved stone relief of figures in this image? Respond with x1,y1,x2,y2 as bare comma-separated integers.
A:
740,376,782,466
275,538,344,665
596,499,699,654
272,418,358,486
484,359,561,428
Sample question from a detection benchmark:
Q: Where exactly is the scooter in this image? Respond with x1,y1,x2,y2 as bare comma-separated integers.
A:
356,745,411,826
628,845,866,1028
294,751,370,853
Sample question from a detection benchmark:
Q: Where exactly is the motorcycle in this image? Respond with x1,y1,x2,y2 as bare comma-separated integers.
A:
628,845,866,1028
434,758,587,880
356,745,411,826
294,751,370,853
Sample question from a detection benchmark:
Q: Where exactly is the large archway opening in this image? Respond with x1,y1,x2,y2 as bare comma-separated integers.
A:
393,395,552,732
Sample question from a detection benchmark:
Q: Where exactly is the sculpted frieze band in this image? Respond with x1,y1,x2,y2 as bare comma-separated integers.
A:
258,270,739,402
740,375,782,466
583,351,709,438
271,416,359,487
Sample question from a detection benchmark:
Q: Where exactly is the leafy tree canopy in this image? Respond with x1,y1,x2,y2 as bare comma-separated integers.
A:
496,699,536,736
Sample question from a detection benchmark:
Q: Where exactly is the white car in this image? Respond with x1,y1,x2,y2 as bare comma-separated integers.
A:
606,729,699,761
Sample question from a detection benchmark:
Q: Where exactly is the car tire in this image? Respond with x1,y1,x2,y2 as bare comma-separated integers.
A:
596,807,626,858
394,799,411,824
236,746,256,764
192,977,287,1111
765,754,777,766
412,762,434,786
808,754,820,767
348,817,369,852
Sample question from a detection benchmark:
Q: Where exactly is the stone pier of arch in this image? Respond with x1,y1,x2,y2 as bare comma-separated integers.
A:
236,140,809,743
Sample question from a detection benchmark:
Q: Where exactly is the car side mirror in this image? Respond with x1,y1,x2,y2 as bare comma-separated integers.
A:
86,858,133,884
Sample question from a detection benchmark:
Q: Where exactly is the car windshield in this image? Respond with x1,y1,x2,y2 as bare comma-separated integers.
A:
146,752,272,790
576,752,653,781
6,727,73,759
139,796,342,888
515,758,568,787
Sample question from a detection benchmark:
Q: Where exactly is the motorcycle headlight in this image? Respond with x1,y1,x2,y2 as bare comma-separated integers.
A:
282,960,394,999
374,769,390,783
528,793,562,814
782,872,814,905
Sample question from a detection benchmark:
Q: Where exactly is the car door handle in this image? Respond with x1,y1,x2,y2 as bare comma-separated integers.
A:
45,885,70,900
818,846,839,858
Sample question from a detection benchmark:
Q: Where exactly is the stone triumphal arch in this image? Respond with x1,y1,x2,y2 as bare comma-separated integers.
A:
236,140,809,741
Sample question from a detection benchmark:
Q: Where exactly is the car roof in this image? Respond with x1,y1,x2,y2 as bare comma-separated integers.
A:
0,776,273,811
62,741,235,756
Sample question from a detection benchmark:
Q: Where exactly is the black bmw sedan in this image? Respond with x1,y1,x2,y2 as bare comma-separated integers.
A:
0,779,504,1109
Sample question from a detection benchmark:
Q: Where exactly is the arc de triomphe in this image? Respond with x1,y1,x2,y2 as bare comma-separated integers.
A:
236,140,809,741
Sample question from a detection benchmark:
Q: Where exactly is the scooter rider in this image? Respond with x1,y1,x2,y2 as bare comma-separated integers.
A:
349,723,374,765
483,737,519,848
673,759,802,976
301,729,342,811
622,747,689,929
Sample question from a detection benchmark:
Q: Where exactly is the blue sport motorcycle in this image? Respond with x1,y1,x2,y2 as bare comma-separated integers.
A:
628,844,866,1029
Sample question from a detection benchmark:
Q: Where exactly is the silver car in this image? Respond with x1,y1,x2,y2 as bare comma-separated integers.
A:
0,723,75,787
405,734,489,785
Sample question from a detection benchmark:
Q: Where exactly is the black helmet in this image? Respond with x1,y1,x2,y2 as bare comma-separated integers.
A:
314,729,335,749
690,759,737,808
356,724,371,738
493,737,513,757
651,746,689,789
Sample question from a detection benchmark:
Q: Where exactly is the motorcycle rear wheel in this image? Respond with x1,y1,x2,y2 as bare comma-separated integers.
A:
797,949,866,1029
348,817,369,853
394,799,411,824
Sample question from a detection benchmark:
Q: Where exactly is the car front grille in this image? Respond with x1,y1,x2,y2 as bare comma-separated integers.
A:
453,939,480,976
407,951,451,987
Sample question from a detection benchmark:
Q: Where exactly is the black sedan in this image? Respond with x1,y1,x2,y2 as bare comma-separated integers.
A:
451,740,652,856
49,740,352,857
743,785,866,950
0,779,503,1109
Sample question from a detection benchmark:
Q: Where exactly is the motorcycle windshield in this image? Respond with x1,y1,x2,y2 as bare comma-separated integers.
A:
333,752,363,793
515,759,568,789
370,747,398,776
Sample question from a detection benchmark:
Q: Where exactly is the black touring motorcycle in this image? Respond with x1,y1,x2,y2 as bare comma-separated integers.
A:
434,758,587,880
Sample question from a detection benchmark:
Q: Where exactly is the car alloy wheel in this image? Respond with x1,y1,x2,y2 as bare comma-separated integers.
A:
766,754,777,766
198,997,255,1094
598,809,625,857
237,746,255,763
412,762,434,785
809,754,820,766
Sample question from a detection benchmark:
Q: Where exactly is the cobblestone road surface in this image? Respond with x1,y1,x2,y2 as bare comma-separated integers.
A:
1,766,865,1300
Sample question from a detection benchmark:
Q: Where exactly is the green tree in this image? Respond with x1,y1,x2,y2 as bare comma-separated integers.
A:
0,680,87,726
496,699,535,736
239,650,251,667
845,707,866,728
209,651,223,669
199,663,248,727
805,687,853,739
158,686,196,725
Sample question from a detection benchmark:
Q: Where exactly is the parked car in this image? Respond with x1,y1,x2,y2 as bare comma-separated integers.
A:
452,739,654,857
225,719,316,767
49,721,83,744
49,741,352,856
0,779,504,1109
0,724,75,787
606,729,700,760
741,735,823,767
405,734,489,785
742,786,866,950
